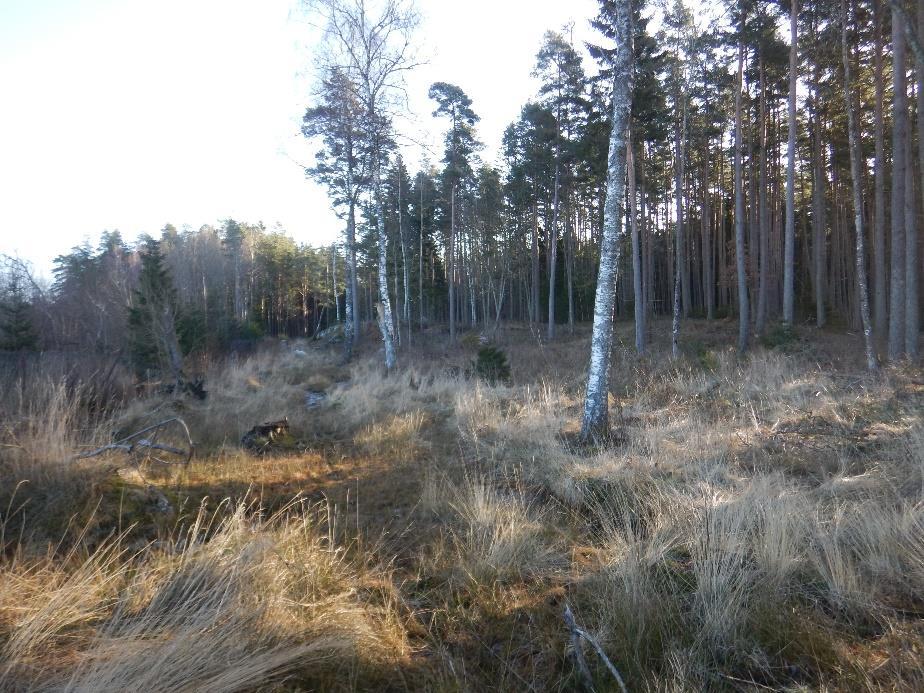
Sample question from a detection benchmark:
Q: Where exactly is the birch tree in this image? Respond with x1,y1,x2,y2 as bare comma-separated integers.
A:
580,0,633,443
312,0,419,371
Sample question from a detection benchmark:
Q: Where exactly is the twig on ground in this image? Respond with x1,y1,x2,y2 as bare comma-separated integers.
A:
75,417,194,464
563,602,629,693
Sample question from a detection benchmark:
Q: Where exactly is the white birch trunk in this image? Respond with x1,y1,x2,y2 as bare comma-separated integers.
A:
373,159,397,371
580,0,633,442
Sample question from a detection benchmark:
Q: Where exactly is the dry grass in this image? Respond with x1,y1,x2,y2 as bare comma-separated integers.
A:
1,500,412,692
2,322,924,690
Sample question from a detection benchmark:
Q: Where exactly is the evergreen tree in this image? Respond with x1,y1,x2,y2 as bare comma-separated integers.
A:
128,237,186,388
0,275,38,351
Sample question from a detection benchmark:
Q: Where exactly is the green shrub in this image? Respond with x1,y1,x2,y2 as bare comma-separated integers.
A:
474,346,511,385
760,323,798,351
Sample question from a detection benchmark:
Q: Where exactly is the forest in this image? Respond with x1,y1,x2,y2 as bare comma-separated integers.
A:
1,0,924,690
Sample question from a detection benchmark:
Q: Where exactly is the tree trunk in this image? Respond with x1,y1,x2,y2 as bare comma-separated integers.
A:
419,174,425,328
757,55,770,334
580,0,633,443
784,0,798,325
909,0,924,359
344,194,359,361
702,151,714,321
889,4,907,359
548,158,561,340
373,159,397,371
813,108,827,328
735,37,750,353
449,185,457,345
629,132,645,354
873,0,888,338
842,0,878,371
672,102,685,357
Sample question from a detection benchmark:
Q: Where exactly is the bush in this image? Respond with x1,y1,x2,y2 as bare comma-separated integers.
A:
760,323,798,351
474,346,511,385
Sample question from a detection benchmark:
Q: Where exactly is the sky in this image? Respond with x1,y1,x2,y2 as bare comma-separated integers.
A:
0,0,601,280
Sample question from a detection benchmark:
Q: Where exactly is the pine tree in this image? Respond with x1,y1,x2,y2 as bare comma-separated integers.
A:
0,276,38,351
128,237,186,388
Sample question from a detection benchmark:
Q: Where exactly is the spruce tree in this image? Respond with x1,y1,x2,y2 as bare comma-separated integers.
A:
0,276,38,351
128,237,185,388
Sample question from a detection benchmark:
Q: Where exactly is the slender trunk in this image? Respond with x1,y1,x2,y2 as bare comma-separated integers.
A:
398,170,411,345
344,194,359,361
842,0,878,371
566,203,575,334
889,5,907,358
629,132,645,354
449,185,457,345
581,0,633,442
419,174,425,328
332,243,340,323
757,55,770,333
392,211,401,346
735,36,749,353
906,70,919,358
676,93,691,318
813,109,827,328
672,104,684,356
703,152,714,320
548,158,561,340
531,203,540,325
909,0,924,358
784,0,798,325
873,0,888,338
373,156,397,371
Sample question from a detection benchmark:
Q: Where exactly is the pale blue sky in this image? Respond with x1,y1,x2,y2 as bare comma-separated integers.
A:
0,0,600,279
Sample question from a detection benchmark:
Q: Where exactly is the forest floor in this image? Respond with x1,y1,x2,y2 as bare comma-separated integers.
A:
2,319,924,691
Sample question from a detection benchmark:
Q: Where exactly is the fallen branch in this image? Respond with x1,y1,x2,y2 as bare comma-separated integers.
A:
563,602,628,693
75,417,194,465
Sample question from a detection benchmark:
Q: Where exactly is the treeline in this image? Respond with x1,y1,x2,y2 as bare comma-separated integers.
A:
1,224,344,361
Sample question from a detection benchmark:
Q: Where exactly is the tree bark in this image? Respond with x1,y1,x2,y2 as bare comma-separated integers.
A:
757,55,770,334
548,159,561,340
449,185,457,345
889,4,908,359
629,132,645,354
812,107,827,329
873,0,888,338
842,0,878,371
703,154,714,321
735,36,750,353
580,0,633,443
344,194,359,361
373,160,397,370
784,0,798,325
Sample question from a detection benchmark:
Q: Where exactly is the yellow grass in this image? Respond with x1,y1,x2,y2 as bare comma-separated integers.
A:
2,321,923,690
